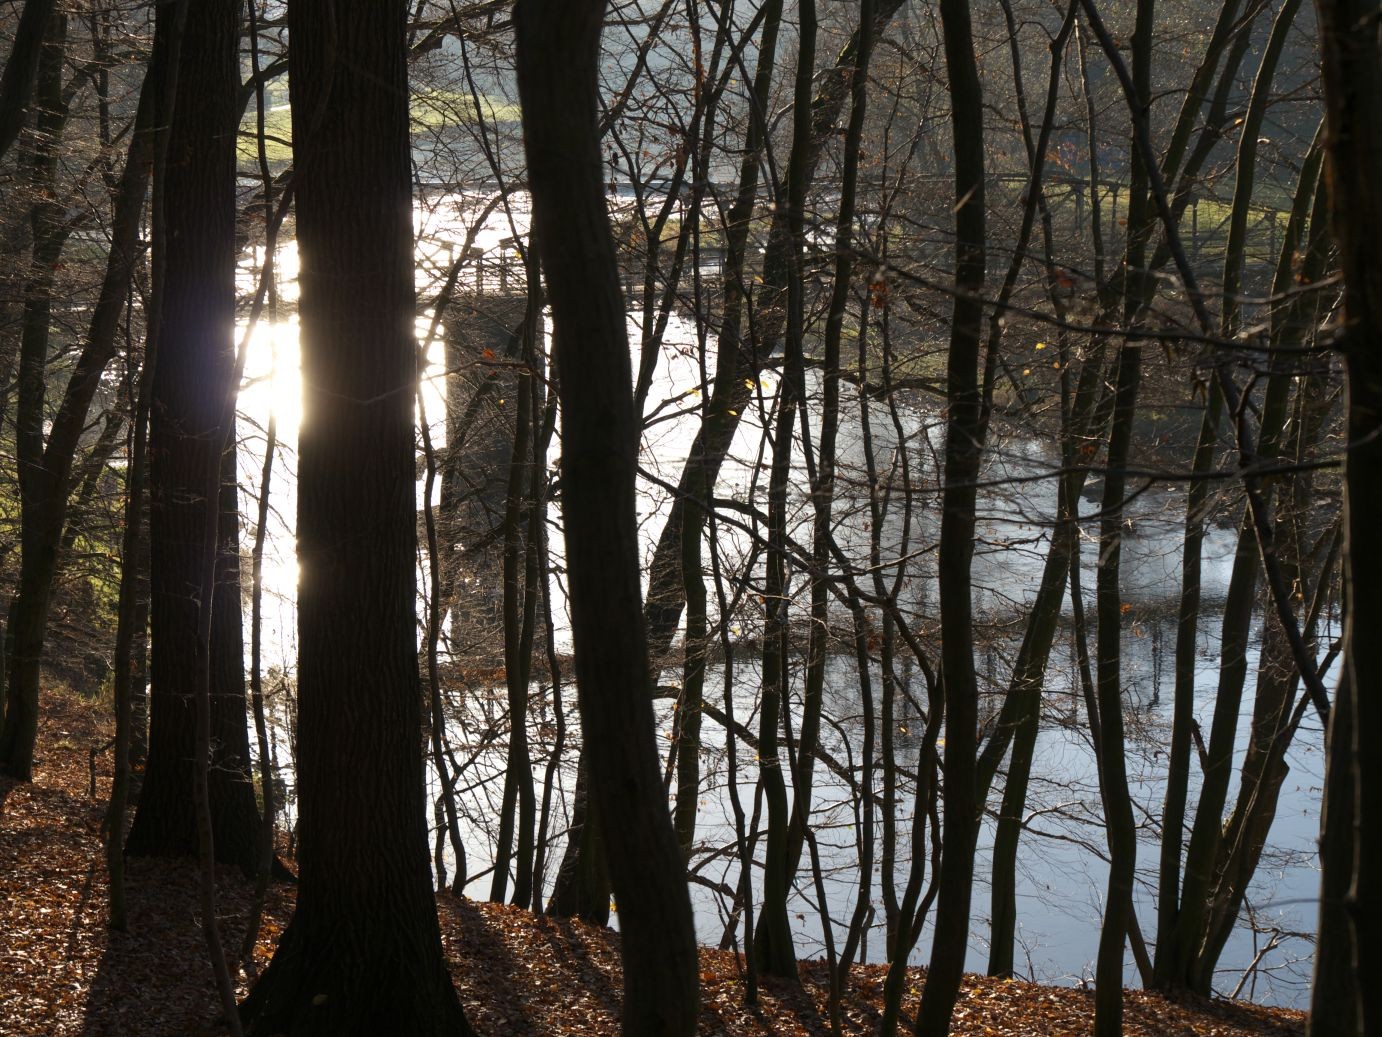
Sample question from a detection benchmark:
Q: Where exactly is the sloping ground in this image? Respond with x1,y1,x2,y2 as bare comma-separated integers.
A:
1,688,1305,1036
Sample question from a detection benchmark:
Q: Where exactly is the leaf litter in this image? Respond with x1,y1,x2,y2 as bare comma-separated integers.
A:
1,687,1306,1036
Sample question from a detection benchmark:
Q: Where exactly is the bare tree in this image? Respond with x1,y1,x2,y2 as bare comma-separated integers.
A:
238,1,475,1031
516,0,699,1031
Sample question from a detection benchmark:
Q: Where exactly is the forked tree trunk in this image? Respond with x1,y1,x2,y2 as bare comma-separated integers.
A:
752,384,799,982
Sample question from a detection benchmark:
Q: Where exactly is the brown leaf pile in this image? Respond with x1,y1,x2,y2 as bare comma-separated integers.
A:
1,688,1306,1036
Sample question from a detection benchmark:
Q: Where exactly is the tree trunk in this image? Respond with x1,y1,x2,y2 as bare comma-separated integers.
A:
238,2,473,1032
124,0,261,875
0,0,57,161
914,1,986,1033
673,508,706,855
641,0,905,665
752,0,815,980
0,5,64,770
515,1,699,1032
1092,339,1143,1037
1155,383,1221,987
1312,0,1382,1030
491,320,536,905
561,0,905,905
547,758,611,924
752,384,800,982
1091,2,1155,1029
1187,132,1331,992
1311,676,1358,1034
0,12,160,780
1155,12,1313,984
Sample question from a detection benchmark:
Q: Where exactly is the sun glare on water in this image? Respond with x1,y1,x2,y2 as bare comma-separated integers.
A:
234,236,454,669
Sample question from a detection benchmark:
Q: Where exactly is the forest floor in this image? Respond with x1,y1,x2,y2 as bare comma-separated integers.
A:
2,686,1307,1036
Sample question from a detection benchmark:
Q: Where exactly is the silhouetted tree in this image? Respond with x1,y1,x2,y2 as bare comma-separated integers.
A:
238,1,474,1032
515,0,699,1031
915,0,986,1032
1312,0,1382,1032
123,0,261,876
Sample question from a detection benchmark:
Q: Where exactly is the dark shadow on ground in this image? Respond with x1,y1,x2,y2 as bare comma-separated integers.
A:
444,896,548,1034
79,859,258,1037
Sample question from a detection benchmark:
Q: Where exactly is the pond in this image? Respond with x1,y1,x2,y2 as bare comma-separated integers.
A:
233,190,1326,1010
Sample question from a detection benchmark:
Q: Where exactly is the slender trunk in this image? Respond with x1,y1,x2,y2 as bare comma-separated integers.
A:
1155,383,1222,986
1155,9,1310,984
419,397,466,898
752,0,816,977
569,0,903,899
976,4,1085,977
641,0,905,662
836,599,877,979
1092,340,1143,1037
673,507,706,855
105,151,168,936
58,411,126,562
752,386,800,981
242,371,281,955
530,471,566,911
492,298,538,905
782,0,874,885
914,1,985,1033
709,509,758,1001
546,757,611,924
0,17,161,779
516,1,699,1030
129,503,151,770
1187,130,1331,993
880,691,943,1037
1091,3,1155,1028
1166,507,1260,977
1219,0,1303,340
510,343,546,908
987,485,1076,979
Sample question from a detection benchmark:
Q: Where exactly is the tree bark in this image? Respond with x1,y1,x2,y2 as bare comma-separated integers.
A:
516,0,699,1031
238,1,473,1032
914,1,986,1033
123,0,261,876
1312,0,1382,1030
